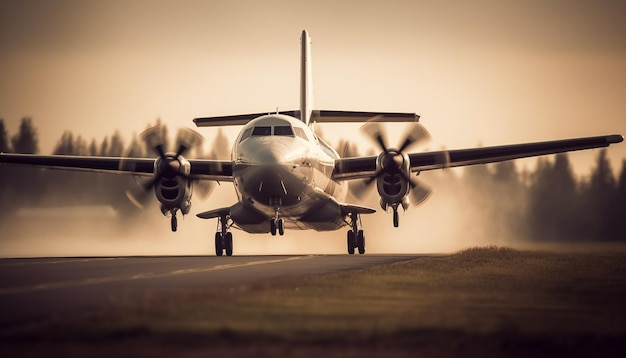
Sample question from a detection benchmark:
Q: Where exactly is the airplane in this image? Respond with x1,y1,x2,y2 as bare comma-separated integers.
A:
0,30,623,256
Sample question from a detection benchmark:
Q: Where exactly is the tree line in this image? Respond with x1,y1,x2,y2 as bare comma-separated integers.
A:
454,148,626,242
1,117,625,241
0,117,229,222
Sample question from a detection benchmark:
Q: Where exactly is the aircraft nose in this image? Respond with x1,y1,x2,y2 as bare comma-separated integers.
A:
247,142,288,164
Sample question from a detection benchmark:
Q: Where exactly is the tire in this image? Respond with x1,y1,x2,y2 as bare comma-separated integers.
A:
357,230,365,255
270,219,277,236
224,232,233,256
277,219,284,236
347,230,355,255
171,216,178,232
215,232,224,256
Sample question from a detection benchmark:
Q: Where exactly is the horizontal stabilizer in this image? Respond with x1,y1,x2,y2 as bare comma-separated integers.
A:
194,110,419,127
194,111,299,127
312,110,419,123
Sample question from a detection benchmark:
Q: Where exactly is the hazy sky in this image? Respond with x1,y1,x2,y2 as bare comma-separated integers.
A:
1,0,625,176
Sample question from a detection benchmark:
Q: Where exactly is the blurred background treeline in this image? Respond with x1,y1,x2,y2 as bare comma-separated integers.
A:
1,117,625,242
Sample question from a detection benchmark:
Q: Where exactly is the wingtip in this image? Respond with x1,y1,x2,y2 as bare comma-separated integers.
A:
608,134,624,144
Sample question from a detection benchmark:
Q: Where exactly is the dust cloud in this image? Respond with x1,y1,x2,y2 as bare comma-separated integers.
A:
0,168,517,258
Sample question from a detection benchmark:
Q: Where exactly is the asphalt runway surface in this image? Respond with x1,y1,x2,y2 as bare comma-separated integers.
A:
0,254,419,333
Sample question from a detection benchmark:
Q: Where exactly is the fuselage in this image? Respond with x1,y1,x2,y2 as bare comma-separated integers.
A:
230,114,348,233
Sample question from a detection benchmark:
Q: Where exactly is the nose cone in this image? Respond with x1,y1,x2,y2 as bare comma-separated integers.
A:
250,143,286,164
243,140,306,165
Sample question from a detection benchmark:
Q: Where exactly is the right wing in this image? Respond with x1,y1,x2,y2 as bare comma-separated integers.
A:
333,134,623,180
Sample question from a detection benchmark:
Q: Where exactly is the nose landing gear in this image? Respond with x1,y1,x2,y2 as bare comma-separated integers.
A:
270,218,284,236
270,199,285,236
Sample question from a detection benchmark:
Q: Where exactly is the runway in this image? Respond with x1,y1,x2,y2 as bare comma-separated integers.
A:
0,254,419,332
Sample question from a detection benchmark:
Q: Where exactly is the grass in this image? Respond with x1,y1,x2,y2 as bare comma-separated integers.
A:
3,246,626,357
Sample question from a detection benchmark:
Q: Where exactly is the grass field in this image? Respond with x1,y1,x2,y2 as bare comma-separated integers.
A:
3,246,626,357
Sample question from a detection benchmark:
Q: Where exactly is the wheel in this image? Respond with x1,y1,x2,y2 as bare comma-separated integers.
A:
270,219,277,236
393,210,399,228
171,215,178,232
224,232,233,256
357,230,365,255
215,232,224,256
347,230,355,255
277,218,284,236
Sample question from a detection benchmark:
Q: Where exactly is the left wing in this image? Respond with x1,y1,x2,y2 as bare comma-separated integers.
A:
333,134,623,180
0,154,233,181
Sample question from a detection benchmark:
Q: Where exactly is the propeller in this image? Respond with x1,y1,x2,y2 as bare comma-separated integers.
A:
125,126,211,209
354,120,433,206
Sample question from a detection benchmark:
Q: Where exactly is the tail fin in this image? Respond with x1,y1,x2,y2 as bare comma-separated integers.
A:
300,30,313,125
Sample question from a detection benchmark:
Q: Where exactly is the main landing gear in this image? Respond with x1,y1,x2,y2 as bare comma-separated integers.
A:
215,215,234,256
269,199,285,236
346,213,366,255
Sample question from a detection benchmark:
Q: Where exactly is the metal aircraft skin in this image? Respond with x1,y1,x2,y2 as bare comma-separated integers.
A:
0,30,623,256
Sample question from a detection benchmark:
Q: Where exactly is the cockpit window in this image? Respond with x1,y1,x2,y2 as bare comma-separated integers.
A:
293,127,309,141
274,126,294,136
252,126,272,136
239,128,253,142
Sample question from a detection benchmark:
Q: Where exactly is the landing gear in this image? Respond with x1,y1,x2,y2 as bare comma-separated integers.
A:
270,203,285,236
393,208,399,228
171,214,178,232
215,215,234,256
346,213,366,255
270,218,284,236
215,232,223,256
347,231,355,255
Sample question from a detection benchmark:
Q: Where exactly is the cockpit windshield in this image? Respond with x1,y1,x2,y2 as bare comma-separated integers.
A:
240,123,307,142
251,126,272,136
274,126,294,136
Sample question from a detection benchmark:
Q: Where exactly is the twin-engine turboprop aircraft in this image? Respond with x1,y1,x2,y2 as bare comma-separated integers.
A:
0,30,623,256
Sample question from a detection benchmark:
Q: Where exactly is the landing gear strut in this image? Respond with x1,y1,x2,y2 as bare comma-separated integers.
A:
393,208,399,228
171,214,178,232
346,213,366,255
215,215,234,256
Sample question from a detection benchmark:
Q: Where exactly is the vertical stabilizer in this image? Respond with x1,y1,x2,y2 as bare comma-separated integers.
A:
300,30,313,125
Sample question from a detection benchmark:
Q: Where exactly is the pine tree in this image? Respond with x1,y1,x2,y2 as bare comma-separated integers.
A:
99,136,109,156
108,130,125,156
211,128,231,159
11,117,39,154
0,119,10,153
615,160,626,240
53,131,75,155
527,154,579,240
582,149,617,240
88,139,98,156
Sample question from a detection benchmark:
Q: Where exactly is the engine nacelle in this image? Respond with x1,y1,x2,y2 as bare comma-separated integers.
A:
377,173,410,210
153,154,193,216
375,151,411,212
156,176,192,215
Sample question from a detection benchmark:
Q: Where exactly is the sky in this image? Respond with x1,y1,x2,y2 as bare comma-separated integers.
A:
1,0,625,177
